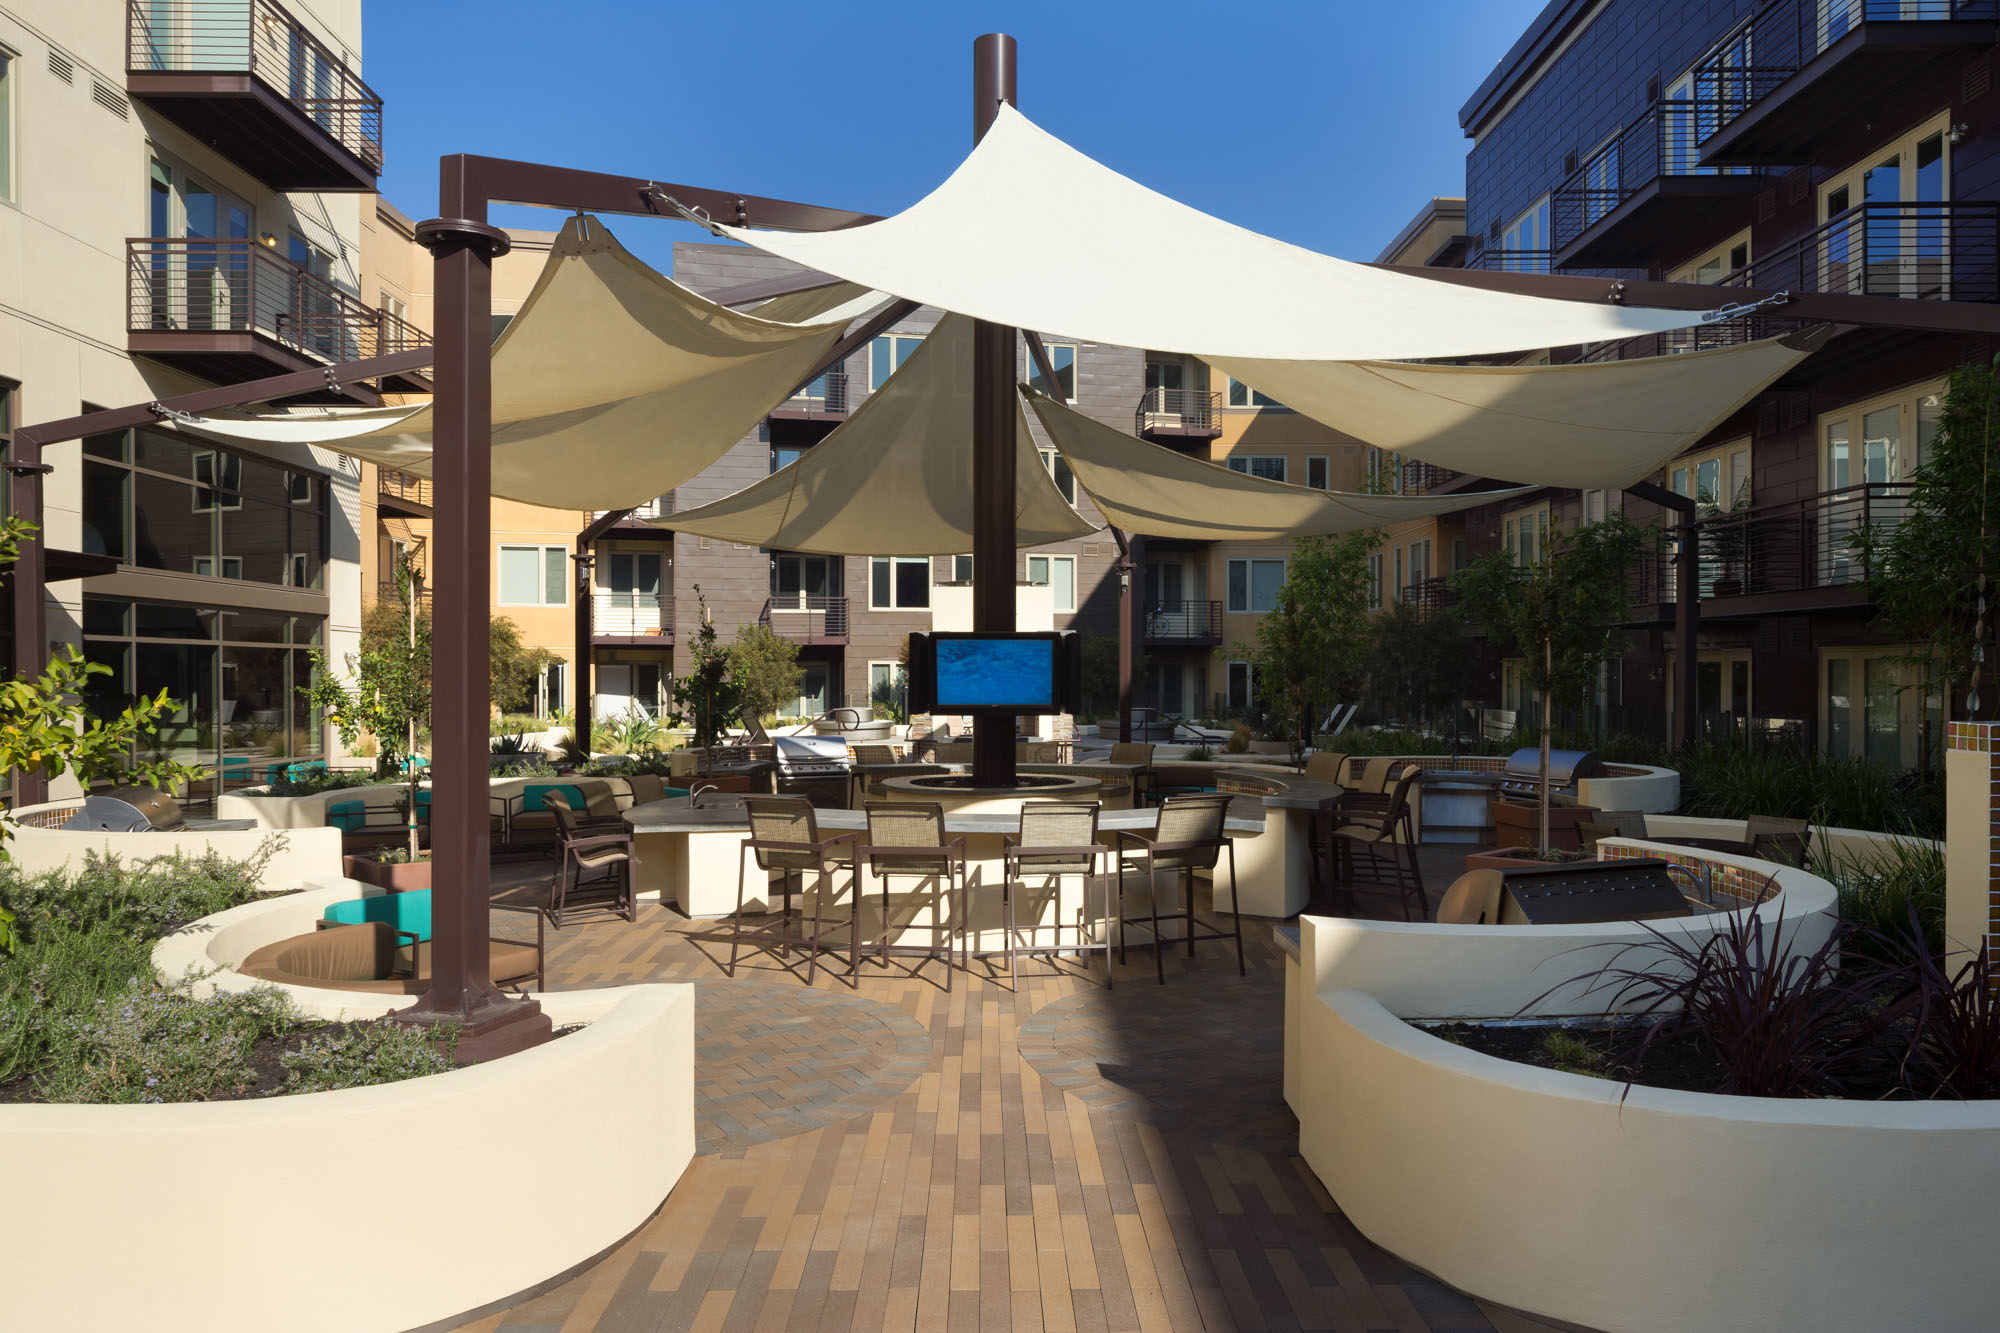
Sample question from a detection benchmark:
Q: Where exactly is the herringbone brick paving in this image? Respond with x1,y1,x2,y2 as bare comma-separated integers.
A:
460,849,1596,1333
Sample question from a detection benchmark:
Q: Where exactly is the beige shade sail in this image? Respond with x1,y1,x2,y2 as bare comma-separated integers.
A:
1210,328,1824,492
660,315,1098,555
1025,393,1532,542
163,216,866,510
714,104,1716,361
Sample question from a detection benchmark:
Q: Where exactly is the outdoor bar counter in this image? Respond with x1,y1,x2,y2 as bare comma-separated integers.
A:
623,764,1341,938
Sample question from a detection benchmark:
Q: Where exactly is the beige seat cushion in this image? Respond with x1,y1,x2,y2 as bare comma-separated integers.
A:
239,923,423,994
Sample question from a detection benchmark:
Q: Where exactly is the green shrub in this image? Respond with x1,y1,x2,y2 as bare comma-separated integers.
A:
489,712,543,737
282,1020,458,1094
1674,738,1942,837
37,976,299,1104
577,751,679,777
1818,837,1946,965
265,768,382,798
491,757,558,778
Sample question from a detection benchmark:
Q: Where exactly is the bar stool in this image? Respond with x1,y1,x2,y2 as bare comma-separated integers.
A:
998,800,1112,989
860,802,966,990
544,792,638,927
1328,767,1429,921
1114,793,1241,985
728,795,860,986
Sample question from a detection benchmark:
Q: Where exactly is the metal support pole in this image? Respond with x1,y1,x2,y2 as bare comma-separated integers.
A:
1627,482,1700,750
573,548,594,756
1111,527,1135,744
971,32,1019,788
6,439,50,806
404,169,550,1058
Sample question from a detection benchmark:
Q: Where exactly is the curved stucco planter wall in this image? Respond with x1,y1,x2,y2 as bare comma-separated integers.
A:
1300,839,1840,1021
3,804,341,890
1298,987,2000,1333
1575,762,1679,813
0,981,694,1333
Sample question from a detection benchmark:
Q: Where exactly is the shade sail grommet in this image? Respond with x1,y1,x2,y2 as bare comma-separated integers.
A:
414,217,512,260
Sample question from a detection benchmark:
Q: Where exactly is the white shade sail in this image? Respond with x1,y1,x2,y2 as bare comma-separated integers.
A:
164,217,869,510
714,104,1716,361
661,315,1097,555
1025,393,1531,541
1210,327,1824,491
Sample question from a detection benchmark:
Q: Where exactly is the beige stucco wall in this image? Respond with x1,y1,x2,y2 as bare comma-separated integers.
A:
1946,741,1990,966
3,806,342,889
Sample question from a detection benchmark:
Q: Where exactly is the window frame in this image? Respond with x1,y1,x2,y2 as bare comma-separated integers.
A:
869,333,925,391
1025,553,1077,613
1038,448,1078,505
1305,455,1330,490
1225,557,1286,614
1026,341,1078,403
1819,645,1942,771
1225,454,1288,483
1225,377,1282,409
1498,195,1551,272
868,555,931,610
498,543,568,607
1366,551,1383,610
0,44,15,206
1226,660,1254,712
1500,501,1552,568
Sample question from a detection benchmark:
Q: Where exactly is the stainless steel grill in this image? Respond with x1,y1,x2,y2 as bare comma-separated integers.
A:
1497,748,1602,804
59,787,255,833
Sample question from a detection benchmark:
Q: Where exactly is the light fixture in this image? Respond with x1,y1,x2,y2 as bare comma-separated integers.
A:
258,232,277,248
1950,122,1972,146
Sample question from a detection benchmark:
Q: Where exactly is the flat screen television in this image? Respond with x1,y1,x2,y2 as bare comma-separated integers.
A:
907,631,1081,714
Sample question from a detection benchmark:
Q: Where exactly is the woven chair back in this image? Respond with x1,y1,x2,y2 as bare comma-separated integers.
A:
744,795,824,873
1016,800,1101,873
1150,793,1230,872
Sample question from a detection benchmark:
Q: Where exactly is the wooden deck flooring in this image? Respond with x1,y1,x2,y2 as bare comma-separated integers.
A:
455,846,1590,1333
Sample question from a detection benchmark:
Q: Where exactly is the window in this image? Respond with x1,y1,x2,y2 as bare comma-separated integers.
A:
1669,229,1752,286
1580,132,1621,227
771,553,833,606
772,445,806,472
952,554,973,583
1393,546,1404,603
1225,377,1281,409
1819,114,1950,299
869,661,907,715
499,545,566,606
1366,450,1400,493
1407,538,1431,590
285,553,309,588
1667,650,1752,738
538,660,566,717
1672,439,1752,510
1306,455,1329,490
192,451,243,511
1226,557,1285,613
1818,383,1939,580
0,378,13,517
288,471,315,505
0,46,14,203
1227,661,1254,713
1026,554,1076,613
1582,489,1624,524
194,556,244,579
869,556,930,609
1226,455,1287,483
1499,196,1550,271
1822,648,1942,771
1027,342,1077,401
1501,502,1551,567
1038,448,1077,504
1366,552,1384,609
1451,538,1467,573
606,551,663,598
870,333,924,390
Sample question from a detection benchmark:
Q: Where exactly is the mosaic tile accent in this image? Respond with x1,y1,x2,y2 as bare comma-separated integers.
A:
1947,720,2000,752
1599,841,1782,905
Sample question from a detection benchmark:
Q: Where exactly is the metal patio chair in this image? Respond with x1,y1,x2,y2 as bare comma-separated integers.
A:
1114,792,1242,985
860,802,966,990
728,795,860,986
997,800,1111,989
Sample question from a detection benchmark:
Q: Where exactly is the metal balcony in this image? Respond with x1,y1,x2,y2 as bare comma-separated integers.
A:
126,0,384,190
375,581,432,614
127,238,430,387
1400,462,1463,495
1630,482,1913,611
1142,600,1223,645
1694,0,1999,165
759,595,848,644
770,369,850,420
1550,101,1766,268
592,591,675,644
1134,387,1223,439
1716,201,2000,303
1465,249,1554,274
1401,578,1461,619
376,467,432,516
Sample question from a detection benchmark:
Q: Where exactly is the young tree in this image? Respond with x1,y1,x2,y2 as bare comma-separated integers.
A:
1366,599,1471,735
730,621,804,723
305,557,431,857
361,597,553,720
1080,633,1149,722
1242,531,1379,762
670,586,739,749
1454,510,1650,852
1865,356,2000,732
0,518,208,879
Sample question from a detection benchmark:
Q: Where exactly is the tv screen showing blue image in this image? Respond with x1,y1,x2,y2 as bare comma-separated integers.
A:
934,636,1057,710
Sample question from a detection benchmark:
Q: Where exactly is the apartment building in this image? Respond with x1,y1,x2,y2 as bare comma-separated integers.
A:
0,0,406,805
1437,0,1997,766
1133,352,1370,720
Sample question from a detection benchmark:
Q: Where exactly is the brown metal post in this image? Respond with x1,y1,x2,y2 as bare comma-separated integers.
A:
573,547,594,756
1627,481,1700,750
971,32,1019,787
1110,527,1135,744
404,162,550,1056
6,430,51,805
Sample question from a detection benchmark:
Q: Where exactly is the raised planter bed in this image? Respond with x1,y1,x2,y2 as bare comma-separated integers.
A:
1460,844,1589,875
340,853,432,892
1491,798,1597,852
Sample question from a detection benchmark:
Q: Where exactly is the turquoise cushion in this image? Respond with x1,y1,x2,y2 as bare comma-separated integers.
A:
328,799,368,832
323,888,433,942
663,787,690,800
522,783,583,813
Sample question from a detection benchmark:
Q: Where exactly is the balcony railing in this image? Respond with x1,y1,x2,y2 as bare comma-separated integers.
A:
1551,100,1761,254
1134,387,1224,435
1716,202,2000,303
779,369,849,414
594,493,673,523
1401,578,1460,618
1575,314,1804,363
375,581,431,614
594,591,674,638
761,594,848,641
127,238,429,364
1466,249,1554,274
1142,600,1223,643
127,0,384,172
1400,461,1462,495
377,467,431,509
1631,482,1914,604
1691,0,1999,158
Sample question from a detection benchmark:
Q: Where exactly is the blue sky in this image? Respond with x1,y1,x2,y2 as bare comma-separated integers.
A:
364,1,1548,274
